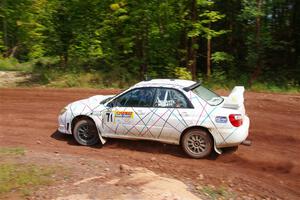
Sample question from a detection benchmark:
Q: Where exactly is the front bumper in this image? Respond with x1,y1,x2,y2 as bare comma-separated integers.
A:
58,113,71,134
58,124,69,134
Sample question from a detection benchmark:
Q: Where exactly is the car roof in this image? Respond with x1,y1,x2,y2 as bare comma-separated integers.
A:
133,79,196,90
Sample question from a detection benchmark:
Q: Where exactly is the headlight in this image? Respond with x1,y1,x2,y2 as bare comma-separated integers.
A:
60,107,67,115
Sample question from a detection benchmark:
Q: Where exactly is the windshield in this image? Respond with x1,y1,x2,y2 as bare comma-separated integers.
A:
100,96,114,104
192,85,223,106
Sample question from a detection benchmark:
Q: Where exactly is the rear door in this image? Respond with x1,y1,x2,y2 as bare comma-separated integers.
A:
146,88,195,143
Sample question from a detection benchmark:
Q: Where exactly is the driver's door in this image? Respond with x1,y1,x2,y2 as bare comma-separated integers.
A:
101,88,156,138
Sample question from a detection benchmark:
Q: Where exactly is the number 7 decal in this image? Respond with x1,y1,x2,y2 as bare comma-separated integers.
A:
106,112,113,122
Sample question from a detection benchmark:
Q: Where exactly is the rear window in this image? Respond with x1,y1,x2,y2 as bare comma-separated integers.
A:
192,85,223,106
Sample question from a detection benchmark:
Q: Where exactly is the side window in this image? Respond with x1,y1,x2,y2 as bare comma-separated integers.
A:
137,88,156,107
119,89,139,107
111,88,156,107
154,88,190,108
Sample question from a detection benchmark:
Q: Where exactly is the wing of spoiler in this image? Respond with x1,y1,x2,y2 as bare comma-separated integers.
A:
223,86,245,109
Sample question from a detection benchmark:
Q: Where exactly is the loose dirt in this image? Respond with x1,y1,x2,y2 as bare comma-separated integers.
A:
0,88,299,199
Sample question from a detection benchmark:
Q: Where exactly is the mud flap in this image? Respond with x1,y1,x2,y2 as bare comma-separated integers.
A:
214,142,222,154
241,140,252,146
96,127,107,145
99,134,107,145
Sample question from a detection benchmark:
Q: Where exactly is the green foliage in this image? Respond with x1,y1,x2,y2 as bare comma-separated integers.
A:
2,57,296,93
30,57,136,88
250,81,300,93
0,57,33,72
239,0,264,21
211,52,234,64
0,0,298,91
0,33,5,52
173,67,192,80
201,68,232,89
188,2,227,40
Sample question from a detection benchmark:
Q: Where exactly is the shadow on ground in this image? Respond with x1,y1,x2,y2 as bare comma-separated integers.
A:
50,130,219,160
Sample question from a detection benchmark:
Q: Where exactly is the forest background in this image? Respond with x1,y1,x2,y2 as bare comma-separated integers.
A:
0,0,299,91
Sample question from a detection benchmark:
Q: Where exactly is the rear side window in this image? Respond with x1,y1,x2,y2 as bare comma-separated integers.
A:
154,88,192,108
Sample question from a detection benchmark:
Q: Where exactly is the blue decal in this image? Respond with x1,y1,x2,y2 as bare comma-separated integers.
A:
215,116,227,123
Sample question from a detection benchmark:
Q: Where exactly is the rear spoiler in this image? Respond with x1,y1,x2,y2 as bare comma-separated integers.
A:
183,82,201,92
223,86,245,109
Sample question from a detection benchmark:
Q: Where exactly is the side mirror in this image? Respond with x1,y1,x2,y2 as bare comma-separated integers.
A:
106,101,113,108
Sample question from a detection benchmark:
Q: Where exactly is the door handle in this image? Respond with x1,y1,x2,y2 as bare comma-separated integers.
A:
180,111,189,117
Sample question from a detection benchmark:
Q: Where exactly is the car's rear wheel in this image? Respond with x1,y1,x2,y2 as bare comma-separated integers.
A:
73,119,100,146
182,129,213,158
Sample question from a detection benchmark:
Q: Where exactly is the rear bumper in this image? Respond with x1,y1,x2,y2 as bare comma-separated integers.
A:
216,115,250,148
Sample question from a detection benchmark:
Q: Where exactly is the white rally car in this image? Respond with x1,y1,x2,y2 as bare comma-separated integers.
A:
58,79,250,158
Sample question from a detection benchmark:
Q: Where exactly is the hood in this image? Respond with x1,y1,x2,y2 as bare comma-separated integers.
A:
68,95,114,114
86,95,114,105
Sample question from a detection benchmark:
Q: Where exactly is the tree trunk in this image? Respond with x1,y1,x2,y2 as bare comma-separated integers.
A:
2,0,8,56
60,53,68,68
190,37,197,80
137,11,149,80
249,0,262,85
207,37,211,77
179,29,188,68
10,46,18,58
291,0,299,68
187,0,197,81
137,32,148,80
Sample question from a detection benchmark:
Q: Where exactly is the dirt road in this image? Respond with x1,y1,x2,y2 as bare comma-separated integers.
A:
0,88,299,199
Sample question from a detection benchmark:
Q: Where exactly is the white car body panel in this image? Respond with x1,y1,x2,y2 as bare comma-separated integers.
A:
58,79,249,151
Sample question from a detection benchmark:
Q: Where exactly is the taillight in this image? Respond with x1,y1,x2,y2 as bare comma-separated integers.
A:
229,114,243,127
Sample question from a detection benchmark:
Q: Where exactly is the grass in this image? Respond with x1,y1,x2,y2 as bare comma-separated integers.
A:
0,57,299,93
203,77,299,94
249,82,300,93
200,185,236,200
0,147,60,198
0,163,54,197
44,71,107,88
0,57,33,72
0,147,25,156
31,68,135,89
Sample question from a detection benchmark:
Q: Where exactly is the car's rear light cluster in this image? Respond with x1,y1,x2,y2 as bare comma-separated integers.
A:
229,114,243,127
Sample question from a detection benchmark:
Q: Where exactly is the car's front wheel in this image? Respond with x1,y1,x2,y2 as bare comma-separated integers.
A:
73,119,100,146
182,129,213,158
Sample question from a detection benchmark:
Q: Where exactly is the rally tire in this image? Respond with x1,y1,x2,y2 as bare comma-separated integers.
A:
181,129,213,159
73,119,100,146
